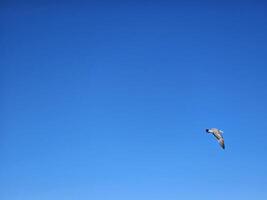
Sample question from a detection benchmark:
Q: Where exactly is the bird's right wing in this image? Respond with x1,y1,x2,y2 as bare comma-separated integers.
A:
212,132,225,149
218,138,225,149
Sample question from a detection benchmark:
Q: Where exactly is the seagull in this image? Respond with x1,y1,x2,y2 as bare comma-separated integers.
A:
206,128,225,149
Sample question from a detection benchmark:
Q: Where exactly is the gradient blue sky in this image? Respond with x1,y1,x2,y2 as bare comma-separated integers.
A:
1,1,267,200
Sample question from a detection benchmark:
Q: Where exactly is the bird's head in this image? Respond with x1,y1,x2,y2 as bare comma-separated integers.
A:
205,129,210,133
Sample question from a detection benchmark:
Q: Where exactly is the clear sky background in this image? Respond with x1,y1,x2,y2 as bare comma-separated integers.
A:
1,1,267,200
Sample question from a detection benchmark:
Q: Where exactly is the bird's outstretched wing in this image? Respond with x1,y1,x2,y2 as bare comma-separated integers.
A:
218,138,225,149
212,132,225,150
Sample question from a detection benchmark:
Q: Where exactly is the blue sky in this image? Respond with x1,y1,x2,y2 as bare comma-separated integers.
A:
1,1,267,199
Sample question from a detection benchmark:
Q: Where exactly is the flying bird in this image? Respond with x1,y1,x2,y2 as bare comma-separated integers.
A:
206,128,225,149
